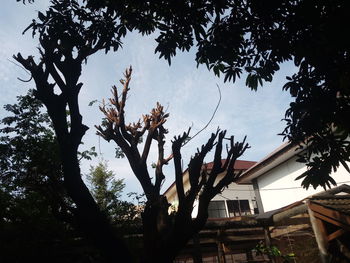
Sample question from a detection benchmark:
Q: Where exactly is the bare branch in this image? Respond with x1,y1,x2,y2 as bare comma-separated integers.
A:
97,67,174,199
187,130,219,191
206,130,227,188
141,103,169,163
172,128,191,207
213,135,250,194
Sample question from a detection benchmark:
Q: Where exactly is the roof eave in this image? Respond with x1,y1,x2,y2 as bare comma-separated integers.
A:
237,142,303,184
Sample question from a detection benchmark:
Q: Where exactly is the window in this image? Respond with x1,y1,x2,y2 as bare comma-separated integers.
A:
208,201,227,218
227,200,251,217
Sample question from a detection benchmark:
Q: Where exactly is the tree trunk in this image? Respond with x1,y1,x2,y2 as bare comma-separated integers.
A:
61,147,131,262
141,196,204,263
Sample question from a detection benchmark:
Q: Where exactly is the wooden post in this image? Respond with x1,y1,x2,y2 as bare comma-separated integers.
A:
307,202,331,263
217,230,227,263
264,227,276,263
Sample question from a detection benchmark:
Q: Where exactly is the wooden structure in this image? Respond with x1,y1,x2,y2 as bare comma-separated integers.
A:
307,186,350,262
174,217,269,262
125,185,350,262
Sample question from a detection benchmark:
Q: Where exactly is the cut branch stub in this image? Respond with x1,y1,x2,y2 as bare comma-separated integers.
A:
97,67,172,198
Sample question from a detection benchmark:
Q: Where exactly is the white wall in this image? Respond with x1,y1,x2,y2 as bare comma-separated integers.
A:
257,157,350,212
165,171,256,217
191,182,256,218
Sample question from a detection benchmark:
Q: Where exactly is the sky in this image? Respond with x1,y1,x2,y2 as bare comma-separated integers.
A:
0,1,295,199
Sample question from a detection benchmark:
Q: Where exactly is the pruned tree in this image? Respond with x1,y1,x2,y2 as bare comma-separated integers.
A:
96,67,249,262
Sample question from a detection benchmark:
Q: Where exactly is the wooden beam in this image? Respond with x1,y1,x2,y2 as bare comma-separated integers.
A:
273,216,310,226
264,227,276,263
327,228,347,242
217,230,226,263
309,202,350,226
308,202,330,263
273,204,308,223
192,234,203,263
312,211,350,232
271,224,310,238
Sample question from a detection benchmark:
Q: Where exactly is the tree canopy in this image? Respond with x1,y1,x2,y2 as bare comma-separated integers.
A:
12,0,350,261
87,0,350,189
86,161,141,227
96,67,249,262
19,0,350,189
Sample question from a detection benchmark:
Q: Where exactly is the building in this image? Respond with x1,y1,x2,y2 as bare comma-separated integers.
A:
162,142,350,262
163,160,257,218
237,142,350,212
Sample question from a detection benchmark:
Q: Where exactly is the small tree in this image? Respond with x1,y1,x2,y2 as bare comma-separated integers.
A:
96,67,249,262
86,161,140,226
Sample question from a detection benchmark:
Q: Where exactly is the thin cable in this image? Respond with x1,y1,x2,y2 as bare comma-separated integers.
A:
181,84,222,147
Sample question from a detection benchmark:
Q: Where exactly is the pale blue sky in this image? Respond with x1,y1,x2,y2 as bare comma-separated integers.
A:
0,1,295,198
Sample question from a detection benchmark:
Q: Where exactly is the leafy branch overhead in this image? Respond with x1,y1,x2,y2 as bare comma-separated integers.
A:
86,0,350,190
20,0,350,190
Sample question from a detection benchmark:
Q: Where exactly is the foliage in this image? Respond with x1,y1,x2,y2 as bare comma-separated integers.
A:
21,0,349,186
86,161,140,225
14,0,350,261
0,91,102,262
255,241,296,263
87,0,350,190
0,90,67,213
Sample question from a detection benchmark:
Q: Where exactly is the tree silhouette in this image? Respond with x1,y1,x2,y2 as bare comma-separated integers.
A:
13,1,248,261
20,0,350,190
14,1,131,261
96,67,249,262
87,0,350,189
13,0,350,261
0,91,101,262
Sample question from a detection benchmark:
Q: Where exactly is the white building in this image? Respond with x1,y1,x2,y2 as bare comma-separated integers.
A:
237,142,350,212
163,160,258,218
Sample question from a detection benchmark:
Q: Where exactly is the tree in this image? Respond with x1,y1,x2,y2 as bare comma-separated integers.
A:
96,67,249,262
14,1,131,261
85,0,350,190
0,90,71,223
14,0,349,261
0,91,102,262
21,0,350,187
13,1,249,259
86,161,140,226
